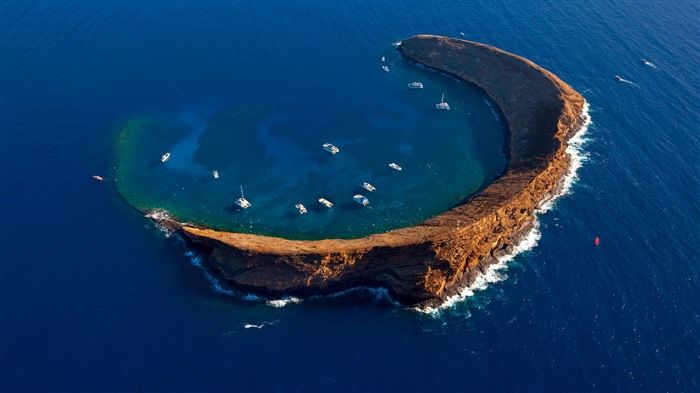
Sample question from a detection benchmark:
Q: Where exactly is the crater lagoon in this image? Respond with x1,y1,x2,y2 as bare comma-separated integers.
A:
114,53,507,240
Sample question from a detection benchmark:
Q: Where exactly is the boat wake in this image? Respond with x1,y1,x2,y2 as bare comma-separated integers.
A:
416,101,592,316
642,59,657,69
616,77,638,87
244,320,278,329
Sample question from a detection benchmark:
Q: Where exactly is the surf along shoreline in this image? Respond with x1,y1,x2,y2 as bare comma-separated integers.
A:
145,34,587,309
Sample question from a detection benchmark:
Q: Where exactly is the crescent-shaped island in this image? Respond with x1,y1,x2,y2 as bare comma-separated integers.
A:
145,34,587,309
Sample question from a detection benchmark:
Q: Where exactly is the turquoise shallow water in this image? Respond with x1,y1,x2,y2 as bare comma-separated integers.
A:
114,58,507,239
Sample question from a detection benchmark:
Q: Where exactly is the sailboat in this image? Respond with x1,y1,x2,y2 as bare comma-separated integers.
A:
212,170,219,179
435,93,450,110
235,185,251,209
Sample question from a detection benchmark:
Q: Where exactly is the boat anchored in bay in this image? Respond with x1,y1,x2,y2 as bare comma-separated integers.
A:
435,93,450,110
361,182,376,192
318,198,334,208
408,81,424,89
353,194,369,206
295,203,307,214
235,185,251,209
389,163,402,171
161,152,171,162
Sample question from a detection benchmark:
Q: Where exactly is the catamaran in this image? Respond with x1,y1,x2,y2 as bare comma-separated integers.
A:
161,152,171,162
318,198,334,208
361,182,376,192
323,143,340,154
435,93,450,110
295,203,307,214
235,185,251,209
353,194,369,206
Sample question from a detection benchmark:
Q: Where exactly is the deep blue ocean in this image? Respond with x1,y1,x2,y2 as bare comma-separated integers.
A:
1,0,698,391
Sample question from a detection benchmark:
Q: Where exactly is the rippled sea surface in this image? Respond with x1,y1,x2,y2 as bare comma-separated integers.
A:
1,0,698,391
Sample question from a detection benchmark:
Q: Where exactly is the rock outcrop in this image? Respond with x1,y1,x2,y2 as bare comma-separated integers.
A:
154,34,586,308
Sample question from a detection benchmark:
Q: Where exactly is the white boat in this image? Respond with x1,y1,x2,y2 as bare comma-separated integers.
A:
212,170,219,179
408,82,424,89
161,152,171,162
323,143,340,154
361,182,376,192
235,185,251,209
353,194,369,206
295,203,307,214
318,198,333,208
381,56,385,62
382,65,390,72
435,93,450,110
389,163,402,171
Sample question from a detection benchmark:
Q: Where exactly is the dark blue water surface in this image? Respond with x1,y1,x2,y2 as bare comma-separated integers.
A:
2,1,698,391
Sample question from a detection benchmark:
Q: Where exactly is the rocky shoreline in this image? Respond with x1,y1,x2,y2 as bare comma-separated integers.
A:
148,34,587,309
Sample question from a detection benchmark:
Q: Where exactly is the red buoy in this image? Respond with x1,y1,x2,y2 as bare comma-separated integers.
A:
594,237,600,246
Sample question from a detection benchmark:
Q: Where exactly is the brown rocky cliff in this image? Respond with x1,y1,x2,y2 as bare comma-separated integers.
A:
168,35,585,308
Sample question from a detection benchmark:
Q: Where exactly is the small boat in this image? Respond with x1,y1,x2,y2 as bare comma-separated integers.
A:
435,93,450,110
408,82,424,89
460,32,465,36
382,65,390,72
594,237,600,246
92,175,104,181
389,163,402,171
318,198,333,208
381,56,385,62
614,75,623,81
361,182,376,192
161,152,171,162
235,185,251,209
295,203,307,214
212,170,219,179
323,143,340,154
353,194,369,206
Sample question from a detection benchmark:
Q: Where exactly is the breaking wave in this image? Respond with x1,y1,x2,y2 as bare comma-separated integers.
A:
417,101,592,316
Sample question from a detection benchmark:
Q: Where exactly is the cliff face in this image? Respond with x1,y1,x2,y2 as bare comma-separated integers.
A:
164,35,586,308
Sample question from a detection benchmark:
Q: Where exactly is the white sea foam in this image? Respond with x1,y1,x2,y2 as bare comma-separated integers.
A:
416,101,592,316
327,286,401,306
417,219,542,316
266,297,302,308
539,101,592,212
145,209,176,236
176,236,265,301
482,96,501,120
